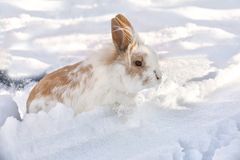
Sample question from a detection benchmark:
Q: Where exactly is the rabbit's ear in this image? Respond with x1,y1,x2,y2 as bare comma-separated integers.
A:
111,14,136,52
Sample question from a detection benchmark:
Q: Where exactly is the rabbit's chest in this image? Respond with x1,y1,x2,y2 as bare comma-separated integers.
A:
65,80,135,113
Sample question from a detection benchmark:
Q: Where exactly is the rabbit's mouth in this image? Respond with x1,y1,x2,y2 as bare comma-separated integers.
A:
142,71,162,87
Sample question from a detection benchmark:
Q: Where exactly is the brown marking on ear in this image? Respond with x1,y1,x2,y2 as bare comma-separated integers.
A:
111,14,135,52
115,14,133,29
27,62,93,111
129,40,137,53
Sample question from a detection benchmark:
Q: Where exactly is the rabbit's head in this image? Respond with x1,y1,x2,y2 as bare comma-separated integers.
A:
109,14,162,93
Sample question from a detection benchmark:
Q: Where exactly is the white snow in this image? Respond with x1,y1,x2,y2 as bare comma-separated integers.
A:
0,50,11,70
0,95,20,126
7,56,49,79
0,0,240,160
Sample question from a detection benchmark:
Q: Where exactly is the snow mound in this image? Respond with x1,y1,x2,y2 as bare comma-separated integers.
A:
154,53,240,107
1,96,240,160
7,56,49,79
0,95,20,126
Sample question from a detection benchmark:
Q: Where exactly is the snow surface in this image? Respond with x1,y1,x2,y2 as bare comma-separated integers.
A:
0,95,20,126
1,0,240,160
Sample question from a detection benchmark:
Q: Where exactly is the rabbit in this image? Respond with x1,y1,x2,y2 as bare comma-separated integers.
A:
26,14,162,114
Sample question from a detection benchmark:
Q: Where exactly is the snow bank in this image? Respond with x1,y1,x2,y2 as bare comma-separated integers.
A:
153,53,240,107
7,56,49,79
0,95,20,126
1,93,240,160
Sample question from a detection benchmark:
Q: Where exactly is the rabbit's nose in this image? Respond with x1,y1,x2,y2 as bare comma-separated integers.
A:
153,70,161,81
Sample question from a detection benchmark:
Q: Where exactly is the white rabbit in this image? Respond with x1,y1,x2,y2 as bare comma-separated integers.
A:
27,14,162,114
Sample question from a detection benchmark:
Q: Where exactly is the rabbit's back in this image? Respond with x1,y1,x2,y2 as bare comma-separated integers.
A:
27,61,94,113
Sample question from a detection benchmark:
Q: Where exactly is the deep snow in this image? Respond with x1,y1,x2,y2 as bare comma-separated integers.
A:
0,95,20,126
0,0,240,160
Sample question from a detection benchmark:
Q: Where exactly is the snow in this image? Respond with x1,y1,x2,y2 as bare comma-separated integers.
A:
0,50,11,70
6,56,49,79
0,95,20,126
1,0,240,160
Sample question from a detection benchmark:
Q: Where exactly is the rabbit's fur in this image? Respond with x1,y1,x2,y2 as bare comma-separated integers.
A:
27,14,162,113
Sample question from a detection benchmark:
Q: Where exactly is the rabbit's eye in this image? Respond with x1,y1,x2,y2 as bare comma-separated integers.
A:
135,60,142,67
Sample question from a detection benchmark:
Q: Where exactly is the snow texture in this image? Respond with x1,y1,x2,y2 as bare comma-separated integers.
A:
0,95,20,126
0,0,240,160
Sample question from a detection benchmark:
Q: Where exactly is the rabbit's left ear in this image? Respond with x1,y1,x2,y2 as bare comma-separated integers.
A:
111,14,136,52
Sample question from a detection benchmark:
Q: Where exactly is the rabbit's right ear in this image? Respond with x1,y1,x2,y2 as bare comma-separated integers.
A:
111,14,136,52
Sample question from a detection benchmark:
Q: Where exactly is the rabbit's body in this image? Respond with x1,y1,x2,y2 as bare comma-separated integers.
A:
27,48,137,113
27,14,162,114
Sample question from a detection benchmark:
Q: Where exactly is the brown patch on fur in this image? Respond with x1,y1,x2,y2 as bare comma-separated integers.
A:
26,62,93,112
104,49,131,65
80,69,93,94
125,53,148,77
80,65,92,73
105,41,138,66
104,48,148,78
143,77,150,85
104,51,119,65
